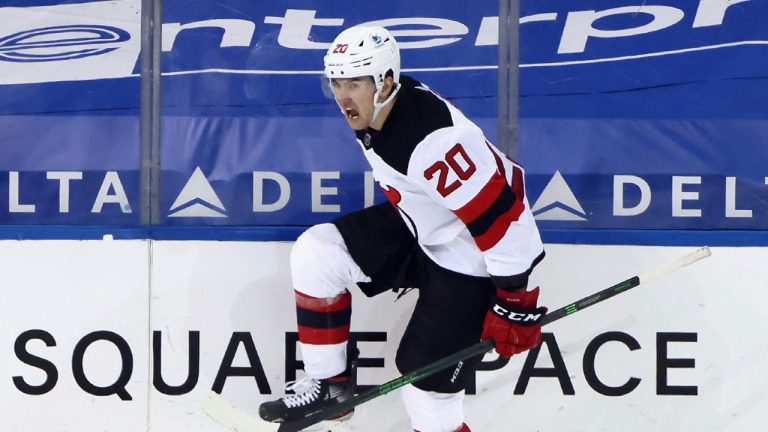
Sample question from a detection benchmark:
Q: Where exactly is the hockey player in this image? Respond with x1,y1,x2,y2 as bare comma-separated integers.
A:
259,25,547,432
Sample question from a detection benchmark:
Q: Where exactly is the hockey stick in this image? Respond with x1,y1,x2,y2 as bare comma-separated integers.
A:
203,246,711,432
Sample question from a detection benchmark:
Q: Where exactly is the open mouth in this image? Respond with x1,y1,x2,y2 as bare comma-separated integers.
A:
345,108,360,121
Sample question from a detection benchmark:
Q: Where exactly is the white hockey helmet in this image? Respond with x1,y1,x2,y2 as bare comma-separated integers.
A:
324,25,400,92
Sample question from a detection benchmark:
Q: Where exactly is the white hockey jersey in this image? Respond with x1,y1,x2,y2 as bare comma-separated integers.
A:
354,76,544,281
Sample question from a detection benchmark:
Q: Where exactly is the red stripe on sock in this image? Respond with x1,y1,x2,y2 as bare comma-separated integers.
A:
297,324,350,345
295,290,351,313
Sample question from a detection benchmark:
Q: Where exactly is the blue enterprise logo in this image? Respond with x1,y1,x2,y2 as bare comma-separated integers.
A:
0,25,130,62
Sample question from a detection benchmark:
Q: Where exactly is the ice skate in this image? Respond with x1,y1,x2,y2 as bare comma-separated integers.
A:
258,349,358,424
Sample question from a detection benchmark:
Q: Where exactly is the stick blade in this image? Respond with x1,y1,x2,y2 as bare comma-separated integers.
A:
202,391,337,432
638,246,711,284
202,391,280,432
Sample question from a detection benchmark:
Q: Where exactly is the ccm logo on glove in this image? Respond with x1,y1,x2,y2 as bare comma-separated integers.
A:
481,286,547,358
490,303,544,324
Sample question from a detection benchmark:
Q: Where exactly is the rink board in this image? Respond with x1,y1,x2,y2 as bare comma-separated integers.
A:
1,241,766,432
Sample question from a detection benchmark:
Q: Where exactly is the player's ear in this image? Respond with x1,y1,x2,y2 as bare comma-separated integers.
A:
381,75,395,98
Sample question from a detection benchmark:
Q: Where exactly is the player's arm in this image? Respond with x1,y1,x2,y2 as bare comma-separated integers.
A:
409,125,542,273
409,125,546,357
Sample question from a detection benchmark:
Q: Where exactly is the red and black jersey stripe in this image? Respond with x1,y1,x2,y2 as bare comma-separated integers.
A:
295,290,351,345
453,147,526,251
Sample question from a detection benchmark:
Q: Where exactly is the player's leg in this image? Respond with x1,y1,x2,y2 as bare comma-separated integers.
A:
290,222,366,378
293,202,418,378
259,221,363,422
260,203,417,423
402,384,471,432
396,259,494,432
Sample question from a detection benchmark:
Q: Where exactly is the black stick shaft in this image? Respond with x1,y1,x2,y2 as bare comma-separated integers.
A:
541,275,640,325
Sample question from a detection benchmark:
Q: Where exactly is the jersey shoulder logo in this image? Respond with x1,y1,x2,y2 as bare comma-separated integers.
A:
380,182,402,207
530,170,587,221
168,167,227,218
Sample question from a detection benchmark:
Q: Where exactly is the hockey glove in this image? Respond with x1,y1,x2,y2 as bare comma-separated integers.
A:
481,286,547,358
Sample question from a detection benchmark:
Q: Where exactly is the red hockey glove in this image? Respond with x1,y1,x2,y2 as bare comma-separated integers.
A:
481,286,547,358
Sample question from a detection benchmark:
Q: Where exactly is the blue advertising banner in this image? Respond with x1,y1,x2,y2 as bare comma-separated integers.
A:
0,0,766,238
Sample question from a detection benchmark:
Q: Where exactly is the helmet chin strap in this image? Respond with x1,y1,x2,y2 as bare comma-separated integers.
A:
371,83,400,126
329,80,400,127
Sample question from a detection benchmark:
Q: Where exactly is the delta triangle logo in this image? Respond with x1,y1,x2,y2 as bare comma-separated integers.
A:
530,171,587,221
168,167,227,218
